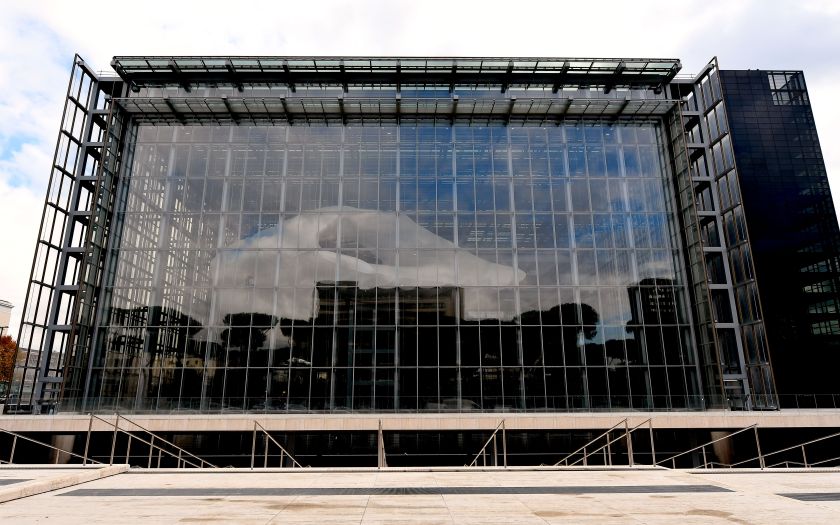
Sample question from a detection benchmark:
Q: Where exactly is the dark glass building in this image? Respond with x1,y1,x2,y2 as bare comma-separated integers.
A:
5,55,838,416
718,70,840,402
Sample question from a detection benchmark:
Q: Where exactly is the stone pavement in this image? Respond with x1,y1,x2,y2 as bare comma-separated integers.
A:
1,465,839,523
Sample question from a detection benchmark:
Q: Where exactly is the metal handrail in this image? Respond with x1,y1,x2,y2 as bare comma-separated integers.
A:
655,424,758,469
250,421,304,469
709,429,840,469
566,418,653,467
0,426,105,465
90,413,217,468
468,420,507,467
808,454,840,467
554,419,628,467
757,430,840,465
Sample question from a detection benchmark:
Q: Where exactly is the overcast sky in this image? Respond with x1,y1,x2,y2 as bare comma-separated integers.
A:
1,0,839,336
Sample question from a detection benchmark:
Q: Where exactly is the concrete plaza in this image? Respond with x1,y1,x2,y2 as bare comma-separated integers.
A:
1,465,840,523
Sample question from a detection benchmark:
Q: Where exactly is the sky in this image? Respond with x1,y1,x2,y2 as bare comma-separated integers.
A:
1,0,839,337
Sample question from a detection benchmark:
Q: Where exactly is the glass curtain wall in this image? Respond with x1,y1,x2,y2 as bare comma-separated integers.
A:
79,120,701,413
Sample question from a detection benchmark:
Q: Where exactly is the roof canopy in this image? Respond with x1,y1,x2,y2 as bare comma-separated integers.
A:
111,56,681,92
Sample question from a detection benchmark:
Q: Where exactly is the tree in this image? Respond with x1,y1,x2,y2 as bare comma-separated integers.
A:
0,334,17,384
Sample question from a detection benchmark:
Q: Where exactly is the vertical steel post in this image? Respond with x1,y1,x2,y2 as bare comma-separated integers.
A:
126,435,132,466
148,436,154,468
583,446,587,466
263,435,269,468
701,446,707,468
492,434,498,467
625,420,634,467
177,449,182,469
501,421,507,468
83,413,93,466
10,435,17,464
606,431,612,466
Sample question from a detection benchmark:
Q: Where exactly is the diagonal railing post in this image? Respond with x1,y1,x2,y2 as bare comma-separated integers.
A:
148,435,154,468
83,413,93,466
802,445,808,468
10,435,17,464
251,421,257,470
492,434,498,467
754,426,765,469
253,421,304,468
649,419,656,465
377,420,387,469
109,414,119,465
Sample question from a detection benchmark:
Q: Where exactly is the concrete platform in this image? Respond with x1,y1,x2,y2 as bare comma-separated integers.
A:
1,466,840,523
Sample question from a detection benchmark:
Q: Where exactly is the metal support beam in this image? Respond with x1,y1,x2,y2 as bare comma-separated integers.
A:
504,96,516,125
450,94,458,125
221,96,239,123
279,97,293,125
551,61,571,93
282,60,296,92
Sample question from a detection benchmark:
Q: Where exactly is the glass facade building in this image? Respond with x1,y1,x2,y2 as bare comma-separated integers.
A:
719,70,840,402
5,55,838,415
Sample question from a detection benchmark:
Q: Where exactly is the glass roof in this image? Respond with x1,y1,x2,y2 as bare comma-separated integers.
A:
111,56,681,89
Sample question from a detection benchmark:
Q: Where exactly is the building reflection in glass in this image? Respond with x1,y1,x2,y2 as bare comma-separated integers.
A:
83,122,701,413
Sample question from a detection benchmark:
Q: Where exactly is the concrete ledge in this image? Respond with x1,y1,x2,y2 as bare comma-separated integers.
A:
0,464,128,504
3,410,840,433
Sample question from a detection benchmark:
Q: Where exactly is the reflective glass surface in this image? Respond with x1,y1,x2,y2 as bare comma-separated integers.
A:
720,70,840,400
83,121,700,412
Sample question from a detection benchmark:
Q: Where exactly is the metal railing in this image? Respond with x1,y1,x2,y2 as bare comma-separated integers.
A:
249,421,304,469
0,425,105,466
554,419,627,467
705,429,840,469
88,413,217,468
555,419,655,467
655,425,762,469
467,420,507,467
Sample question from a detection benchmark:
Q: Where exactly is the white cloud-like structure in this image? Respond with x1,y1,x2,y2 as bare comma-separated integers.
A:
208,207,526,328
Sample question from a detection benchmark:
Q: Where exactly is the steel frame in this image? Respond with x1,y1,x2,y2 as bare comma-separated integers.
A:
111,56,681,93
7,56,125,413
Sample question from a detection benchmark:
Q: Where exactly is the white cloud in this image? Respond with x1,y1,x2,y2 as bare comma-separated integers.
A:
0,0,838,337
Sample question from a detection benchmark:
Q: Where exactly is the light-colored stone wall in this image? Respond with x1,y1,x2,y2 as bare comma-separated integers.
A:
2,410,840,433
0,300,12,338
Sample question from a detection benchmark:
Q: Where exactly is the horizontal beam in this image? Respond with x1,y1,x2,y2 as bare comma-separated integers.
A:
111,57,681,89
115,96,677,124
